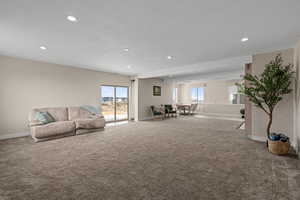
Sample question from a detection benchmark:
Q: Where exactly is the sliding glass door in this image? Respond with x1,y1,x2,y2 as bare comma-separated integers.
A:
116,87,129,121
101,86,128,122
101,86,115,121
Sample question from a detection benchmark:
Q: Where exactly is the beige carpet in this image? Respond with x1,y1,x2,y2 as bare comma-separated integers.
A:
0,117,299,200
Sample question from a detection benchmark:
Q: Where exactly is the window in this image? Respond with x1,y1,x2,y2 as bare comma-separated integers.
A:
228,86,244,104
173,88,178,103
191,87,204,103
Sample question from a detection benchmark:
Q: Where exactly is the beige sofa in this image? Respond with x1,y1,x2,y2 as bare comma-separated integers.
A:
29,106,105,142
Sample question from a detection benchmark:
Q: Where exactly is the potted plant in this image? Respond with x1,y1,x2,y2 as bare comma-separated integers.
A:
237,54,294,155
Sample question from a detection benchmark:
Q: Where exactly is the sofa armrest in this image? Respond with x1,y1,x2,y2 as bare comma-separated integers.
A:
29,121,44,127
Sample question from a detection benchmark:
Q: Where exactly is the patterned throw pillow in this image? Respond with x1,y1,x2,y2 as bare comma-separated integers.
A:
80,105,100,115
35,111,55,124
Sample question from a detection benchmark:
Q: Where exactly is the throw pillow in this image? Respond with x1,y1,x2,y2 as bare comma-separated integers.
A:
35,111,55,124
80,105,100,115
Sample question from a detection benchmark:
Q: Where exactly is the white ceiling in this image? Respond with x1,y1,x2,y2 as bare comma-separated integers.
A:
0,0,300,78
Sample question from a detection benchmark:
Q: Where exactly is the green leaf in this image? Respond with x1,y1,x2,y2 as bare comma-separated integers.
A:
237,53,294,122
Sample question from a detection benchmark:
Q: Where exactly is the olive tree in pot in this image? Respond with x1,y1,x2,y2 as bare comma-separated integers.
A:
237,54,294,153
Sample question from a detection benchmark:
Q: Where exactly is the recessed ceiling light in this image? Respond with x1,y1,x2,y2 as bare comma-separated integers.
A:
167,56,172,60
124,48,129,52
67,15,77,22
241,37,249,42
127,65,131,69
40,46,47,50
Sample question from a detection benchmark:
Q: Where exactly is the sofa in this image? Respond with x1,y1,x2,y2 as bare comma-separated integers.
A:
29,106,106,142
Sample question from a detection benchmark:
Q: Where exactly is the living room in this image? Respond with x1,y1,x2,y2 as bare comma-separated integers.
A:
1,1,300,199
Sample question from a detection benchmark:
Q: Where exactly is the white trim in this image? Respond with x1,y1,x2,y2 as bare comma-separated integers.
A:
139,116,156,121
0,132,30,140
247,135,266,142
195,114,243,122
196,112,241,119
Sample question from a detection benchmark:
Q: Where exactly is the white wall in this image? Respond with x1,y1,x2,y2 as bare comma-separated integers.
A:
251,49,294,142
138,78,173,120
0,55,131,137
294,41,300,152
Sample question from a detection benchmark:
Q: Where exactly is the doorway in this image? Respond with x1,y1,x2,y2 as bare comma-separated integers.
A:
101,85,129,122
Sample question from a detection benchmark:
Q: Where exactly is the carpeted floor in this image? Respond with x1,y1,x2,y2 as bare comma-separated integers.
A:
0,117,300,200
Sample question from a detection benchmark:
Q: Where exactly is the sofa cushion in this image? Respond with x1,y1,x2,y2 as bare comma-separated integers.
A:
31,121,75,139
74,118,105,129
30,107,68,122
68,106,103,121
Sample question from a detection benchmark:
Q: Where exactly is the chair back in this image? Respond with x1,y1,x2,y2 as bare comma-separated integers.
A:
164,104,172,111
190,104,198,112
150,105,155,112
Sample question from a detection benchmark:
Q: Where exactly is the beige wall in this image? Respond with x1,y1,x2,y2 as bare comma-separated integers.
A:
138,78,173,120
177,79,242,104
0,55,131,137
176,80,243,116
197,104,244,117
251,49,294,142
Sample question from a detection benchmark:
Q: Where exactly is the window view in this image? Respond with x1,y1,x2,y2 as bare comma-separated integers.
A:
173,88,178,103
228,86,244,104
101,86,128,122
101,86,115,121
191,87,204,103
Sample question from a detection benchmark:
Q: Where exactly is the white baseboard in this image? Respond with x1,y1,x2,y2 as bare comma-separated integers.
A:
247,135,266,142
0,132,30,141
196,112,240,118
139,116,154,121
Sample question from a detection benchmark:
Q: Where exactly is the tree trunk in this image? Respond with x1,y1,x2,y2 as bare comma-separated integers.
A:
267,112,273,138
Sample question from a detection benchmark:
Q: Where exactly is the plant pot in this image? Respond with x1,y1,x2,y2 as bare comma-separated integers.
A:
267,139,290,155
